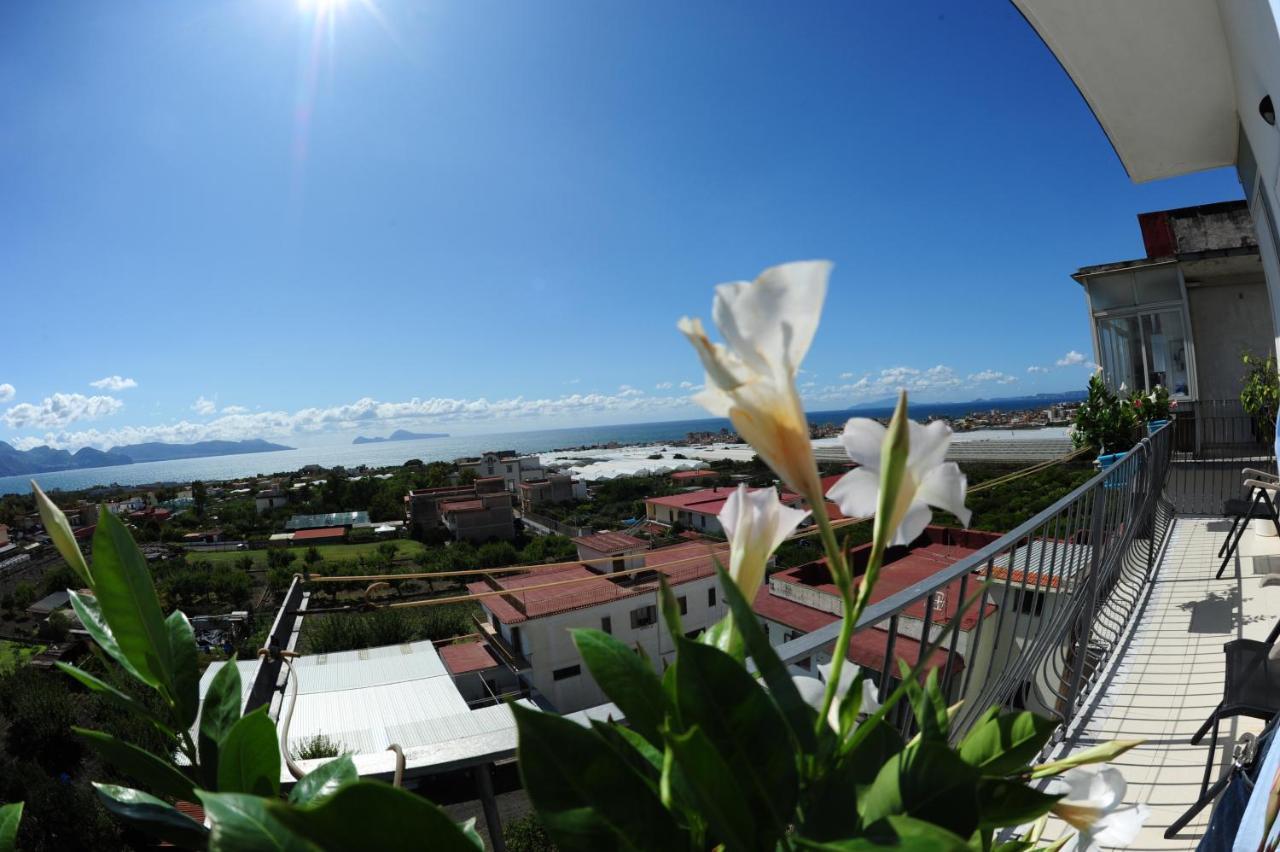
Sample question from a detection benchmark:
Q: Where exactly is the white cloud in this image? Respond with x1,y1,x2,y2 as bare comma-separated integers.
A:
654,381,673,390
679,381,696,390
1056,350,1087,367
565,378,581,385
801,364,964,404
10,388,705,451
2,393,124,430
192,396,217,416
0,384,13,403
220,405,249,415
968,370,1017,385
839,372,854,380
1026,366,1049,374
90,375,138,391
617,384,644,398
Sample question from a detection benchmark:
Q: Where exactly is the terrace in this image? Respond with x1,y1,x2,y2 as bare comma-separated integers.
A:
772,402,1277,847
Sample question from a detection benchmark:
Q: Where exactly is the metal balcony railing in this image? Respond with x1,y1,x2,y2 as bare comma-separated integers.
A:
1165,399,1276,514
773,423,1177,743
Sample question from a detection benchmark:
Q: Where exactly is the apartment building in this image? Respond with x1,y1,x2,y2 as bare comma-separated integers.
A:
645,477,844,536
468,539,728,712
516,473,579,513
405,478,515,542
456,451,546,492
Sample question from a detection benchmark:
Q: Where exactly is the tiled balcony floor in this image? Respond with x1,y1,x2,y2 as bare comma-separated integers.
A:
1042,517,1280,849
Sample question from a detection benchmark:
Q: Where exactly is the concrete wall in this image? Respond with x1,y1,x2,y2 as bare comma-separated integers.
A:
489,574,726,713
1187,272,1274,399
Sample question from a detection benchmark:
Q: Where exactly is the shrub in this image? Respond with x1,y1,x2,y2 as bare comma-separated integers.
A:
291,734,347,761
1071,374,1137,454
1241,351,1280,437
302,604,478,654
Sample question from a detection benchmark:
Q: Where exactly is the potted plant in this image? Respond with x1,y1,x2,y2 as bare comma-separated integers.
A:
1241,351,1280,443
1128,385,1175,435
1072,374,1139,467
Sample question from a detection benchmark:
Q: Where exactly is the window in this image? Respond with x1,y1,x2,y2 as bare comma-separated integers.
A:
630,604,658,629
612,558,624,573
678,596,688,616
1015,589,1046,616
783,630,802,643
553,664,580,681
1096,308,1190,397
707,587,716,607
601,616,612,635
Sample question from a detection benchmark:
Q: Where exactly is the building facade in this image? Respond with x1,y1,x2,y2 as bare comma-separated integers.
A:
456,451,546,492
516,473,577,514
468,540,728,712
405,478,514,542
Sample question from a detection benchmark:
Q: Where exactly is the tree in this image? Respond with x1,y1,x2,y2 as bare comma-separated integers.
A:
376,542,399,564
12,582,36,611
192,480,208,517
267,548,297,570
303,546,323,569
235,554,255,573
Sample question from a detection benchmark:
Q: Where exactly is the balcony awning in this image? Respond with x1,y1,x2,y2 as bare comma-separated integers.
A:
1013,0,1238,183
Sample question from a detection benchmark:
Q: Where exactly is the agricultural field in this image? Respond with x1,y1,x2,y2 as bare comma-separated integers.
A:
0,639,45,674
195,538,429,569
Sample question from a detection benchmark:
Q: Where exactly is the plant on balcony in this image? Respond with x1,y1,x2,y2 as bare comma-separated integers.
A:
16,261,1148,852
1127,384,1174,423
1241,351,1280,439
1072,374,1138,454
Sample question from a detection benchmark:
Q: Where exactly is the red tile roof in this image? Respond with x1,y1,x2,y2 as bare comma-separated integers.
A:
847,627,964,677
438,641,500,675
471,540,726,624
770,527,1001,630
572,531,646,554
753,588,840,633
292,526,346,541
671,470,718,481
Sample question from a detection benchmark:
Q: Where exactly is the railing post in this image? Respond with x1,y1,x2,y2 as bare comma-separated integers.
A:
1063,484,1106,722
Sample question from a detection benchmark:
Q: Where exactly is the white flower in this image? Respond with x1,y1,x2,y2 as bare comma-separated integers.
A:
678,260,830,505
792,661,880,731
826,418,971,546
718,484,810,601
1048,766,1149,850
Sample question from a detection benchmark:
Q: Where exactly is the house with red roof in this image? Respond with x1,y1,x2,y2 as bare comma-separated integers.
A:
644,475,847,536
753,526,1008,703
467,539,730,712
405,477,515,542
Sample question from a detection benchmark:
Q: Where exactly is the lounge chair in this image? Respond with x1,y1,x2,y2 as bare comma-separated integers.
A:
1216,470,1280,579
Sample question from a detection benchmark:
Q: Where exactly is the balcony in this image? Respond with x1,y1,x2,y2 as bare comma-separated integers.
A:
773,404,1278,847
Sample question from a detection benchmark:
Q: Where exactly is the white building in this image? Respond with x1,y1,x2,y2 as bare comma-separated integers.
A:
1014,0,1280,365
456,451,545,492
467,540,729,713
255,486,289,514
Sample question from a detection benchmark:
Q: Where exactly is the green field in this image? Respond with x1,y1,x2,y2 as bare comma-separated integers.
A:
0,640,45,674
194,539,428,569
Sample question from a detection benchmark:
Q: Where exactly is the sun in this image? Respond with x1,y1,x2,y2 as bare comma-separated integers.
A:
296,0,348,14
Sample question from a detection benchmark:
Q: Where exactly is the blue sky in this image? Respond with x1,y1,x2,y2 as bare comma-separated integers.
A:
0,0,1244,450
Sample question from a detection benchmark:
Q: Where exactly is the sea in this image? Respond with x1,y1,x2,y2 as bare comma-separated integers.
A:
0,394,1082,496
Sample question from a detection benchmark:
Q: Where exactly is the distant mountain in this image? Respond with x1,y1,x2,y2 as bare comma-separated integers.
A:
352,429,449,445
844,390,1086,413
108,439,293,463
0,441,133,476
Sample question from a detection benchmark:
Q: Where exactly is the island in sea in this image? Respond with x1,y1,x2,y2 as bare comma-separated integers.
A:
352,429,449,445
0,438,293,476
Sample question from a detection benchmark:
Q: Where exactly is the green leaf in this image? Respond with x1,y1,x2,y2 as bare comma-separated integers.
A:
198,791,314,852
699,613,746,661
859,740,981,839
269,780,482,851
673,637,798,837
166,611,201,730
657,576,684,643
68,590,154,688
975,779,1061,829
573,628,669,746
666,724,763,851
716,562,818,752
288,755,358,806
803,718,904,841
32,480,92,587
74,727,196,802
1030,740,1143,778
56,662,178,737
513,703,687,851
958,709,1059,777
590,721,662,784
0,802,22,852
198,659,244,787
872,392,912,549
797,814,972,851
837,669,869,742
91,512,174,693
95,784,209,850
901,663,949,742
217,706,281,797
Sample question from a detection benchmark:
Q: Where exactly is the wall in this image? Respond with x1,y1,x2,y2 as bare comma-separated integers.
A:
1218,0,1280,354
507,574,726,713
1187,273,1274,399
